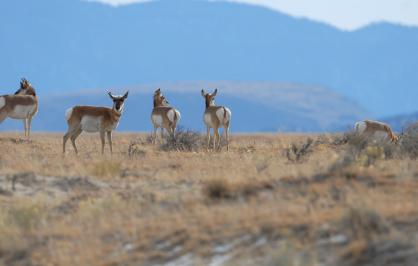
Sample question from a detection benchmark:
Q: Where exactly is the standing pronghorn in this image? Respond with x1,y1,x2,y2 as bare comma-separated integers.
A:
0,78,38,140
151,88,181,143
201,89,231,150
63,91,128,154
355,120,398,143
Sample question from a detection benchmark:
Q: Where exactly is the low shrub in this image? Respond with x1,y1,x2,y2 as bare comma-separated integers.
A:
286,138,314,162
160,128,203,152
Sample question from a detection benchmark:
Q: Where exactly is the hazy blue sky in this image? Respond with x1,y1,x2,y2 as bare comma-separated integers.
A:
89,0,418,30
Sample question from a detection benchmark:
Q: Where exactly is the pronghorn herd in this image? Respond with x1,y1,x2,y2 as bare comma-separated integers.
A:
0,79,402,154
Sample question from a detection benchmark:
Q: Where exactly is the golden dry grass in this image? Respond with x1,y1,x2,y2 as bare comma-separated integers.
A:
0,132,417,265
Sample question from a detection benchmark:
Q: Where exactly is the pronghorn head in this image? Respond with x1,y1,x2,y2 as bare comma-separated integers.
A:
201,89,217,108
15,78,36,96
160,95,170,106
154,88,162,97
390,132,399,144
108,91,129,112
153,88,164,107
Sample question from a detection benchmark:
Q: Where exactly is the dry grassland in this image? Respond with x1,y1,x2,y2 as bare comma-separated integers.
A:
0,132,418,265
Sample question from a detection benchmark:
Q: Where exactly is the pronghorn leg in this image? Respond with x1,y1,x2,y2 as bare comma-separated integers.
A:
63,131,71,154
100,130,106,154
63,126,78,154
23,119,28,138
70,128,82,154
107,131,113,154
27,117,33,140
206,127,211,150
152,126,158,144
160,128,164,143
224,123,230,151
171,125,176,139
214,127,219,150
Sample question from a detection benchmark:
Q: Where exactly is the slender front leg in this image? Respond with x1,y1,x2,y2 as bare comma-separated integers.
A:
100,130,106,154
23,119,28,138
107,131,113,154
206,127,211,149
27,117,33,140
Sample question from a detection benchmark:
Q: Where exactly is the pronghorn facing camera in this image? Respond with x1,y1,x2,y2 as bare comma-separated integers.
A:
201,89,231,150
0,78,38,140
151,88,181,143
354,120,398,143
63,91,128,154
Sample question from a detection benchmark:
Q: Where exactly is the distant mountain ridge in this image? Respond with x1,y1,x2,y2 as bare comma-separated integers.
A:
0,0,417,117
0,82,366,132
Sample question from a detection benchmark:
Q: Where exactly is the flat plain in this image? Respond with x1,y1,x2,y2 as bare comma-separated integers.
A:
0,132,417,265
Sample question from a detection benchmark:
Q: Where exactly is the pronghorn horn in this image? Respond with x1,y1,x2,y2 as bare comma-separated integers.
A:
201,89,206,97
212,89,218,96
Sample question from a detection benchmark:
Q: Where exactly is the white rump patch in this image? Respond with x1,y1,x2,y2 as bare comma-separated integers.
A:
224,107,231,123
175,109,181,122
0,97,5,109
355,121,367,134
81,115,102,132
216,107,231,125
65,107,73,121
167,109,176,123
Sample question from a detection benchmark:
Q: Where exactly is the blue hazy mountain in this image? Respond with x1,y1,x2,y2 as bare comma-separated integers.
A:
0,0,417,118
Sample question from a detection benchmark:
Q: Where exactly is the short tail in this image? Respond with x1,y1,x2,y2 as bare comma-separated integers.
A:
65,107,73,122
222,107,231,124
174,110,178,122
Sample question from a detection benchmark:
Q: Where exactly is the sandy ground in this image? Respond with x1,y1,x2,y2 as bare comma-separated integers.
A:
0,132,417,265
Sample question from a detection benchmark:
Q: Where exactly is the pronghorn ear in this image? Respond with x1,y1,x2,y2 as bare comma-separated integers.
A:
201,89,206,97
108,91,115,99
155,88,161,95
123,91,129,99
212,89,218,97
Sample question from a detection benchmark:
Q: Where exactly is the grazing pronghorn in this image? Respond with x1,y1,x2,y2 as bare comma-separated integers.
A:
201,89,231,150
151,88,181,143
0,78,38,140
354,120,398,143
63,91,128,154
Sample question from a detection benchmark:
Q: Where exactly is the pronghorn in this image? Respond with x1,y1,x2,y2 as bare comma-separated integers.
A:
0,78,38,140
201,89,231,150
63,91,128,154
151,88,181,143
354,120,398,143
